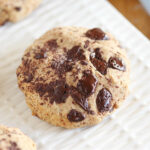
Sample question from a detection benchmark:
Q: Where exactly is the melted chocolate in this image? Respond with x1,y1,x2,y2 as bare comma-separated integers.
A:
85,28,108,40
35,80,69,104
108,57,126,71
51,81,69,103
34,50,47,59
71,87,91,113
15,7,21,11
67,46,85,61
46,39,58,51
84,40,90,48
22,58,36,83
96,88,112,113
90,48,107,75
51,45,87,78
9,141,21,150
77,71,97,96
24,73,33,82
35,83,50,97
80,60,88,65
67,109,85,122
66,71,97,114
51,60,73,76
22,59,31,69
52,45,86,77
93,48,102,60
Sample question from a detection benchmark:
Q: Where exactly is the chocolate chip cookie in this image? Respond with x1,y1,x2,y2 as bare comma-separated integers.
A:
16,27,130,128
0,0,42,25
0,125,36,150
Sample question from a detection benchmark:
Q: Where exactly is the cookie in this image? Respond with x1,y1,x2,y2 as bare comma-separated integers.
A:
0,0,42,25
0,125,36,150
16,27,130,128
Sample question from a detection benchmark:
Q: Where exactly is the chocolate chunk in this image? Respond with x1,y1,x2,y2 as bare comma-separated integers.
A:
52,45,85,77
51,60,73,76
91,58,107,75
15,7,21,11
67,46,85,61
52,82,69,103
7,134,11,137
46,39,58,51
59,61,73,72
90,49,107,75
70,87,94,114
67,109,85,122
9,141,20,150
84,40,90,48
96,88,112,113
35,83,50,97
10,142,17,147
0,138,6,141
22,58,30,67
77,71,97,96
85,28,108,40
24,73,33,82
35,80,69,104
108,57,126,71
80,60,88,65
63,47,67,52
23,59,36,73
34,52,47,59
71,88,88,110
22,58,37,83
93,48,102,60
24,52,30,57
40,102,44,105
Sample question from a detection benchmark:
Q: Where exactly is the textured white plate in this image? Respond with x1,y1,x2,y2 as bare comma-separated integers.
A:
0,0,150,150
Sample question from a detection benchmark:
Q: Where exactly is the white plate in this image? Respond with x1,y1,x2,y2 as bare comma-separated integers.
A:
0,0,150,150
